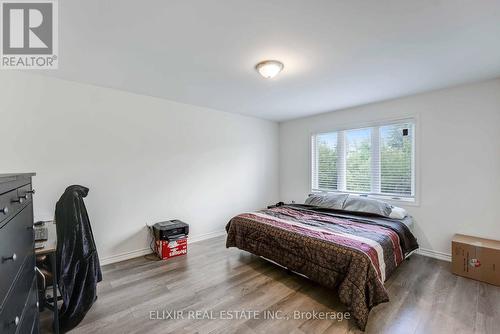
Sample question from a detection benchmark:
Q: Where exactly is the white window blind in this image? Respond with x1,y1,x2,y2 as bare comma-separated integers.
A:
312,120,415,200
380,122,413,197
345,128,371,193
312,132,338,191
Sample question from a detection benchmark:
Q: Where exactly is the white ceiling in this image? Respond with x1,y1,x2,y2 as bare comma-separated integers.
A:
43,0,500,121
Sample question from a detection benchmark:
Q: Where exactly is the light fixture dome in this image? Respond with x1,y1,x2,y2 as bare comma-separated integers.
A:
255,60,284,79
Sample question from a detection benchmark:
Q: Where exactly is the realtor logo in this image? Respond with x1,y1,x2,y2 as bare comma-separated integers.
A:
1,0,58,69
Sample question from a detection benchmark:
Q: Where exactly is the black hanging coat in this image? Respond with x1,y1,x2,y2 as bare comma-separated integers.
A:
55,185,102,332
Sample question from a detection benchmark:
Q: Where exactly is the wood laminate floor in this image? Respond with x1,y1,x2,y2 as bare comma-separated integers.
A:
40,236,500,334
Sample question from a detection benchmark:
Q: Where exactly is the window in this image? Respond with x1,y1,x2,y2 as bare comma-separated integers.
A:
312,120,415,201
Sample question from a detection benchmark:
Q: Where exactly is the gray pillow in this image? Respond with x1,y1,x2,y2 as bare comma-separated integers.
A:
305,193,349,210
342,195,392,217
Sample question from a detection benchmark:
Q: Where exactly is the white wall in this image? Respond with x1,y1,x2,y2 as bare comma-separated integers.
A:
0,72,279,264
280,79,500,258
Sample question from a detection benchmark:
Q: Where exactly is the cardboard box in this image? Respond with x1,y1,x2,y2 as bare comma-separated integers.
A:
452,234,500,286
155,237,188,260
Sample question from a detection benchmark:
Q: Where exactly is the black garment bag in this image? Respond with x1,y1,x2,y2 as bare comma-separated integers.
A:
55,185,102,332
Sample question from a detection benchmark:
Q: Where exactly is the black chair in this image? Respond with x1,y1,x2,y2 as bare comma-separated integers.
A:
35,256,61,312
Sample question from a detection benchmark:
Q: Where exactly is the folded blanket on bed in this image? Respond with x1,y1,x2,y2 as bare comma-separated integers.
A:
225,205,418,330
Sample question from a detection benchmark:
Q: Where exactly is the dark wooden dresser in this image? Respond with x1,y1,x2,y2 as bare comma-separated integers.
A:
0,173,39,334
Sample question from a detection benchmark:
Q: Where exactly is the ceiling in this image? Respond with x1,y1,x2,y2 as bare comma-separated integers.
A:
43,1,500,121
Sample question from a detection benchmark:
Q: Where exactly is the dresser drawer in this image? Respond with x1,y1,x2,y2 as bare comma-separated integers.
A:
17,184,34,205
17,278,39,334
0,190,23,228
0,176,31,200
0,256,35,334
0,204,34,310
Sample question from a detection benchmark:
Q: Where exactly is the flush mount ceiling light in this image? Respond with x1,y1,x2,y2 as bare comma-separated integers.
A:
255,60,284,79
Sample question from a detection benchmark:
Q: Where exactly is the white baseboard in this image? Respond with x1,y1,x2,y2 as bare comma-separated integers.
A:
416,248,451,262
188,230,226,244
100,247,152,266
99,230,226,266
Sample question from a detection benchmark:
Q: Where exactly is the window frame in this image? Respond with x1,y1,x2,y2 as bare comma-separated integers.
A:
310,116,419,206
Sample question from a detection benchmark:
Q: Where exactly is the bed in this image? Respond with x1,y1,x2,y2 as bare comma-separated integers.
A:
225,199,418,330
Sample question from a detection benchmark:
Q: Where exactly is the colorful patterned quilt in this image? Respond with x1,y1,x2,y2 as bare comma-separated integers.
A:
225,205,418,330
